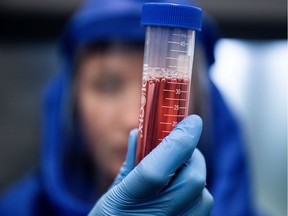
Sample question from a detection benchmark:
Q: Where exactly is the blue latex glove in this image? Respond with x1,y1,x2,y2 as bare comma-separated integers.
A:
89,115,213,215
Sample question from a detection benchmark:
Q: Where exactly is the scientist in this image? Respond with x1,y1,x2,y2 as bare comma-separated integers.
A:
0,0,257,215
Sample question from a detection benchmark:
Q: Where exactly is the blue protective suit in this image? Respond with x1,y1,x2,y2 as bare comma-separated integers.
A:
0,0,257,215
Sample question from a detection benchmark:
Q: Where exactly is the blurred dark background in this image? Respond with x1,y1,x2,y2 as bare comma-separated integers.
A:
0,0,286,40
0,0,286,215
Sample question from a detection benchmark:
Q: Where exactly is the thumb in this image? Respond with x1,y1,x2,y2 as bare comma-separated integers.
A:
111,128,138,187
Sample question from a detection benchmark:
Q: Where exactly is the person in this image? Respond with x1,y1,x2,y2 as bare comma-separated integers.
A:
0,0,258,215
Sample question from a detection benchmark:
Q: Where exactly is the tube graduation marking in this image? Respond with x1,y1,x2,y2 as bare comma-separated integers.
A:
168,41,180,44
170,49,187,53
160,122,172,125
166,57,178,60
165,98,186,101
164,114,185,117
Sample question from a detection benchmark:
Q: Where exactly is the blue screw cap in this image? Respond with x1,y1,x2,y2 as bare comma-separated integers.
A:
141,3,202,31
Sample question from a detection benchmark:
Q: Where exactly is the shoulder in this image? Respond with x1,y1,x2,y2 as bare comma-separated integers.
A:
0,172,51,216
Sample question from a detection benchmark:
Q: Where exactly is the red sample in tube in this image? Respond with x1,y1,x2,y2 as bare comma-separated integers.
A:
136,77,190,165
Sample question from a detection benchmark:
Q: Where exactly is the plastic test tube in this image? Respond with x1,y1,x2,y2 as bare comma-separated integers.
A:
136,3,202,165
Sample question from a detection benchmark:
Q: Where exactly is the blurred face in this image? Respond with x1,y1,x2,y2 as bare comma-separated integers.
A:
76,45,143,185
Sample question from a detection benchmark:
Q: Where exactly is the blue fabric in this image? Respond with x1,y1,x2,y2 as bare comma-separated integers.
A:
208,78,257,216
0,172,53,216
0,0,257,215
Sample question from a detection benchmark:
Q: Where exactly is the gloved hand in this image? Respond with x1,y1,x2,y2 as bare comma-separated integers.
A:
89,115,213,216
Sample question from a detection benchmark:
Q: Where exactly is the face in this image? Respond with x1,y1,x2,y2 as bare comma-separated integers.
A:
76,45,143,184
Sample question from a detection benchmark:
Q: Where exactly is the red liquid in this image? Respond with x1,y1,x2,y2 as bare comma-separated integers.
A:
136,77,190,165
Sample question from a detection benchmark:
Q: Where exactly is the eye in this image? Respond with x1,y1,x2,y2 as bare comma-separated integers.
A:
92,72,125,94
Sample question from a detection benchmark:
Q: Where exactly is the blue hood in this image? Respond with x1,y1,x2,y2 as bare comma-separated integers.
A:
61,0,145,62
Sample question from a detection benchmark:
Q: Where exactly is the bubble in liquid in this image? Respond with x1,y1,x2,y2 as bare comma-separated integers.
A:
171,78,177,83
149,78,155,84
183,78,190,83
